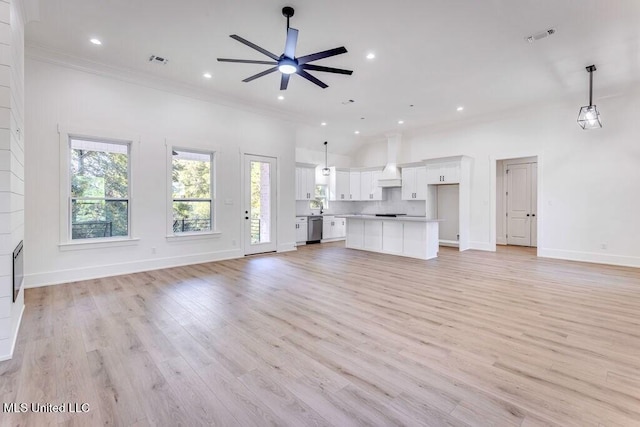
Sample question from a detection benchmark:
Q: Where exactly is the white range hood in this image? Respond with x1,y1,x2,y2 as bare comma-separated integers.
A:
377,133,403,187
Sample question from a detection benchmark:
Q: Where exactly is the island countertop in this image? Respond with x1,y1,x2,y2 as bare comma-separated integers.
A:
336,215,442,223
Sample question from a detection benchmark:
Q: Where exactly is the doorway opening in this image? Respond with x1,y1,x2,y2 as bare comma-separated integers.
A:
244,154,277,255
496,156,538,248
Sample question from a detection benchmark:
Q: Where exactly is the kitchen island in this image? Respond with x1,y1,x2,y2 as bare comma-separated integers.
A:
338,215,441,260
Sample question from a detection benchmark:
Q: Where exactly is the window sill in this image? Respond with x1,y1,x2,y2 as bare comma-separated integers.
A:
166,231,222,241
59,237,141,251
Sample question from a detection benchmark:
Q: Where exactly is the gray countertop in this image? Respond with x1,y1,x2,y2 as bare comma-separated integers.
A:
337,215,442,223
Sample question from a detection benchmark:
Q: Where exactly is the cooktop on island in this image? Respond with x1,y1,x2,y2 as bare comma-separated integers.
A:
374,214,407,217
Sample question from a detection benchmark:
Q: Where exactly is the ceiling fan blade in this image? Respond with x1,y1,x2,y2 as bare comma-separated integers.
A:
217,58,278,65
296,69,328,89
284,27,299,59
297,46,348,65
230,34,279,61
242,67,279,83
301,64,353,75
280,74,291,90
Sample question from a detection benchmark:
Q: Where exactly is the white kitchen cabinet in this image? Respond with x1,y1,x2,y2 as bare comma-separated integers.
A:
363,220,383,251
359,169,384,201
349,171,361,201
401,166,428,200
426,161,460,184
295,216,308,245
344,216,440,260
322,216,346,241
329,168,350,201
346,219,364,249
295,165,316,200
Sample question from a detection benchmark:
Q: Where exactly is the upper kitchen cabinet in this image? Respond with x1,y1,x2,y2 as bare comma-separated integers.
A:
329,167,350,201
360,169,384,201
426,161,460,184
296,163,316,200
401,164,428,200
349,171,361,201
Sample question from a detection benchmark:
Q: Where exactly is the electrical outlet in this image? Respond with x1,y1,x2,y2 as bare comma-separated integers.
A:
232,240,236,247
151,247,157,254
601,243,607,250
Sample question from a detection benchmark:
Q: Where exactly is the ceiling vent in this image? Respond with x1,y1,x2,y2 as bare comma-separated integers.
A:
149,55,169,65
526,28,556,43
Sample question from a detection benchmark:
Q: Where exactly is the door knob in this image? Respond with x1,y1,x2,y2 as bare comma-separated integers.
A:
532,214,536,217
526,214,530,217
245,216,249,220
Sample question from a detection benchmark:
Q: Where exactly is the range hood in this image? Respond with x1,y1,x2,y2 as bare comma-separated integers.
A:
377,133,402,187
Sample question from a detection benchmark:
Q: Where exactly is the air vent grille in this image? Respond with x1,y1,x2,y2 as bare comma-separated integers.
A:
526,28,556,43
149,55,169,64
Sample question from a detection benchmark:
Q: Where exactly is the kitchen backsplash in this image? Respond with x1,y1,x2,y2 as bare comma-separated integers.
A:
296,188,426,217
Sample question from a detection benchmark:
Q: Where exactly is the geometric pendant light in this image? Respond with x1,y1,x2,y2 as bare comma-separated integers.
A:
322,141,331,176
577,65,602,130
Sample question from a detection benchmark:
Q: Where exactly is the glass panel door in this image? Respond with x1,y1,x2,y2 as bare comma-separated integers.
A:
244,155,277,255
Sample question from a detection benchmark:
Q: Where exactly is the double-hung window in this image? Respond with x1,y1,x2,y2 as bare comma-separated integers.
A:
70,138,130,240
172,149,214,233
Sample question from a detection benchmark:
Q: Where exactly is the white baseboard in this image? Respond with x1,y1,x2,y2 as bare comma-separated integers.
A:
320,237,345,243
470,241,494,251
538,248,640,268
24,248,245,289
277,242,297,253
0,303,24,362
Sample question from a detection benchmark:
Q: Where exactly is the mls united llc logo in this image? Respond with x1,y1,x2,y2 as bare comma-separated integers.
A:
3,402,90,413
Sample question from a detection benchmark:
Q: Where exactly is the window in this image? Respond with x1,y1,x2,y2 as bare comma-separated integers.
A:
310,184,328,210
172,149,214,233
70,138,130,240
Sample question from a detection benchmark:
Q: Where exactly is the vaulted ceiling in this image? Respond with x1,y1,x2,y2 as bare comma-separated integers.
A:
25,0,640,153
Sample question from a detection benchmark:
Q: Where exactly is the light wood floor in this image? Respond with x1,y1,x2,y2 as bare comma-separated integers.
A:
2,243,640,426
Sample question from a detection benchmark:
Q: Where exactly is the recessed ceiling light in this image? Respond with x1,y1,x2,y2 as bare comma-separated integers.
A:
321,122,327,126
203,73,212,79
457,106,464,111
354,131,360,134
366,52,376,60
90,38,102,45
398,120,404,124
278,95,285,100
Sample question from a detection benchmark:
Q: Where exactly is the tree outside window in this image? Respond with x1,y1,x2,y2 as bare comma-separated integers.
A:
70,138,129,240
172,150,214,233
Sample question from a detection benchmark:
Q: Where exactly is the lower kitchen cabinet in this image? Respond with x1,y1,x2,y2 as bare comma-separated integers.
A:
322,216,346,241
295,216,308,245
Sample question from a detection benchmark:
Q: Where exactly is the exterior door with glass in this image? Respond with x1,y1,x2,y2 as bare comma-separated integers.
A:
244,154,277,255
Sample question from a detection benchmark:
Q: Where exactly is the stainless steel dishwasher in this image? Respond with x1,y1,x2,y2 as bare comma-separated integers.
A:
307,215,323,243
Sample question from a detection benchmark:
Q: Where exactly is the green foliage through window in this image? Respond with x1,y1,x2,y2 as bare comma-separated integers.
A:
70,138,129,239
172,150,213,233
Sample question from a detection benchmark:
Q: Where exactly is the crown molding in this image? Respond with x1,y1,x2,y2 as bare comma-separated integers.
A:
25,42,313,128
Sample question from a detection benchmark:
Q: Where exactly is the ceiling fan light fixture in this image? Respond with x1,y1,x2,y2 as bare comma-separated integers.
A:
577,65,602,130
278,58,298,74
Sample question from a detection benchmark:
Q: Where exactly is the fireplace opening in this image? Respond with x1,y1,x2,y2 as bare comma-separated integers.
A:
13,241,23,302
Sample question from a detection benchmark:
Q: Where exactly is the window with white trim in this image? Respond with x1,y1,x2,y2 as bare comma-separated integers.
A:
70,138,130,240
172,149,214,233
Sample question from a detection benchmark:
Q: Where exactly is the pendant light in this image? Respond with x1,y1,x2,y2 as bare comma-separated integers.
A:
577,65,602,130
322,141,330,176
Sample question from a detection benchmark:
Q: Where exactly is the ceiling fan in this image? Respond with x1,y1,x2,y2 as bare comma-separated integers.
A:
217,6,353,90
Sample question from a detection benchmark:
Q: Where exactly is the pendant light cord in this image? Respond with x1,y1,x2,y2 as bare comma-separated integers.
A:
324,141,328,169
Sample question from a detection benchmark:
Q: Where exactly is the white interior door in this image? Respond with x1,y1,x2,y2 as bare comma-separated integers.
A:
244,154,277,255
437,184,459,243
507,163,531,246
531,163,538,247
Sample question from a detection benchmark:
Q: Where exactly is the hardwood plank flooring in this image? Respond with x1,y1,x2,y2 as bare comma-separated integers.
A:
2,243,640,426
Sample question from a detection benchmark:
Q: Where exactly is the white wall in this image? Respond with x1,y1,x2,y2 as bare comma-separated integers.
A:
352,88,640,267
0,0,24,361
24,57,297,288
